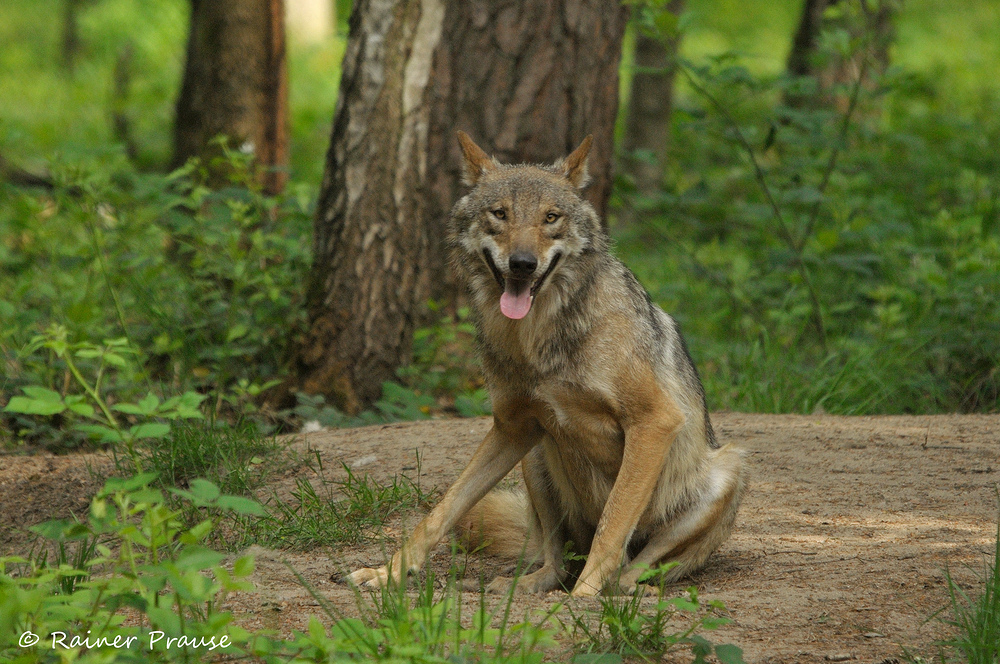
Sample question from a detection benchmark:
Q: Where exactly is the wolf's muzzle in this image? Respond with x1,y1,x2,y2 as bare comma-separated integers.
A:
508,251,538,279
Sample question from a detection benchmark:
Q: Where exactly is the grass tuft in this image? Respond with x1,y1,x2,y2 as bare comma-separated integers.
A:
936,516,1000,663
264,452,433,549
139,418,283,495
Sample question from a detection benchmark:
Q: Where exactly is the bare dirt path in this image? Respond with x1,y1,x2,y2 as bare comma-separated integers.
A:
3,413,998,662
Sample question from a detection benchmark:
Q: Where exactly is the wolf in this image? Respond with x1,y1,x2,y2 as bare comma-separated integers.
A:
347,132,745,597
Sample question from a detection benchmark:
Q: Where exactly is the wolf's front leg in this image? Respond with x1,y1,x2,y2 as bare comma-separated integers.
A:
571,394,685,597
486,444,567,594
347,419,543,589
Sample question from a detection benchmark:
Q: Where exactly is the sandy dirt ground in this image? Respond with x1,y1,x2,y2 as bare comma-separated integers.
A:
2,413,998,663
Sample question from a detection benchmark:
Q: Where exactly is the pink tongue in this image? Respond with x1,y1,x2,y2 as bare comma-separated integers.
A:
500,287,532,320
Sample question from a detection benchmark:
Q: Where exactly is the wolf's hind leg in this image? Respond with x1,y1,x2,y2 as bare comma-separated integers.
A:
488,445,567,594
619,445,744,591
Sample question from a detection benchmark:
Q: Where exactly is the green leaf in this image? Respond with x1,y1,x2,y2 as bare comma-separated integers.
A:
130,422,171,439
165,391,208,419
233,555,255,577
188,478,221,502
138,392,160,414
4,394,66,415
22,386,64,402
715,643,747,664
64,395,95,418
74,423,123,443
701,615,732,630
175,545,226,570
226,323,249,342
663,595,699,612
215,495,266,516
29,518,76,540
102,352,128,367
112,403,147,415
180,518,214,544
147,605,182,633
135,487,167,504
101,473,159,495
689,634,713,663
572,655,623,664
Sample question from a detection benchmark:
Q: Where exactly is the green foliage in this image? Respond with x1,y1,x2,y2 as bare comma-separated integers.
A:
1,474,264,663
933,517,1000,664
563,564,744,662
394,302,492,418
140,418,282,497
4,325,207,464
331,565,560,664
615,16,1000,414
291,304,490,429
0,0,343,180
1,151,312,448
265,453,433,549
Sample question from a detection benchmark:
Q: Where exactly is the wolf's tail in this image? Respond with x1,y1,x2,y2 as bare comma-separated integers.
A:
454,490,539,559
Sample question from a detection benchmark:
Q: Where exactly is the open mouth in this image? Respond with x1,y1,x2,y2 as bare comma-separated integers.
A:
482,250,562,320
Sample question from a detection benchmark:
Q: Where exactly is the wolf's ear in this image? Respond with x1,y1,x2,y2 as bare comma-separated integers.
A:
559,135,593,189
457,131,498,186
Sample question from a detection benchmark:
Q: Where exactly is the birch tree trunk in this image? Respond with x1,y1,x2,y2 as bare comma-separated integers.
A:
173,0,289,194
288,0,627,413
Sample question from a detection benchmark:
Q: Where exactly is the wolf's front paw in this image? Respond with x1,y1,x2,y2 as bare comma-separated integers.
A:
569,579,602,598
344,566,391,588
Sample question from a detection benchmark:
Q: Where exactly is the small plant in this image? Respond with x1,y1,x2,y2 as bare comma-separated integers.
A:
1,473,267,662
932,515,1000,663
563,564,745,663
140,418,282,495
265,452,433,549
306,558,559,663
4,325,206,467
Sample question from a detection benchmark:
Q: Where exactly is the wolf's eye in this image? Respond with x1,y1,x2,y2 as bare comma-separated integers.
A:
545,212,560,224
492,208,506,220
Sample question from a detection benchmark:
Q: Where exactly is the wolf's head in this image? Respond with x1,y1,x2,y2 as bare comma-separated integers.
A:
448,132,607,321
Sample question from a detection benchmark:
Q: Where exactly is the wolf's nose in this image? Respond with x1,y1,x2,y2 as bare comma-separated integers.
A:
508,251,538,278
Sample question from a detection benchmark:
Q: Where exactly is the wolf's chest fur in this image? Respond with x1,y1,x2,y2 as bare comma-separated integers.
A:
476,293,640,516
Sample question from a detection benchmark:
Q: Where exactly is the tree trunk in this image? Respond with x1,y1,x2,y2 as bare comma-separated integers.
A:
787,0,832,82
623,0,684,200
173,0,289,194
425,1,628,236
785,0,897,109
62,0,83,73
286,0,628,414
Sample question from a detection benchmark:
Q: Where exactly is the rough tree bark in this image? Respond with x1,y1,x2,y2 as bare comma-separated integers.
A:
173,0,289,194
424,1,629,233
623,0,684,200
785,0,897,109
287,0,628,414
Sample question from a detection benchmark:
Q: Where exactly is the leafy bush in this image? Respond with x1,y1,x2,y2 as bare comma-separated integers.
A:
1,151,312,449
1,474,265,663
614,25,1000,414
